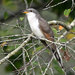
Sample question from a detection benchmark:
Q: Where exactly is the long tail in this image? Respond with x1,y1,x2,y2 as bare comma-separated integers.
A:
52,47,63,68
40,40,63,68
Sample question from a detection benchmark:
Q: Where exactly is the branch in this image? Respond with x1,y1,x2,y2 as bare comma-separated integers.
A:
68,19,75,29
32,35,65,46
66,37,75,44
0,36,27,43
43,56,54,75
0,34,28,39
48,19,75,31
0,19,75,65
43,0,68,10
24,0,28,9
0,35,31,65
48,20,69,31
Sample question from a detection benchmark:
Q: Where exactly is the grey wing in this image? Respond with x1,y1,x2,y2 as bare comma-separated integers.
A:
38,17,54,39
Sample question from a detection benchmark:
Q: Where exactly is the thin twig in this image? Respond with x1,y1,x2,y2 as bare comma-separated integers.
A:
43,56,54,75
0,36,27,43
43,0,68,10
24,0,28,9
0,34,29,39
0,35,31,65
46,0,53,7
30,0,34,7
22,48,28,75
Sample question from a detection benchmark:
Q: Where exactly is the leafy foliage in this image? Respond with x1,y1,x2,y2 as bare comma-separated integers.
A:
64,9,71,17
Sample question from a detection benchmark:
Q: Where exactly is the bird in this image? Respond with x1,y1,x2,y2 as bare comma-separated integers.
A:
23,8,63,68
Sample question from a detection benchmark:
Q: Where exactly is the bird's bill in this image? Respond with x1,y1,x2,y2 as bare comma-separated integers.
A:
23,11,29,14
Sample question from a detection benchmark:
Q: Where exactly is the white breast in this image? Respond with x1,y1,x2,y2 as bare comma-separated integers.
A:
27,12,44,38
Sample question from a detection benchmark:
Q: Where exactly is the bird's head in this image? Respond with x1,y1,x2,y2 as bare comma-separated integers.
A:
23,8,39,17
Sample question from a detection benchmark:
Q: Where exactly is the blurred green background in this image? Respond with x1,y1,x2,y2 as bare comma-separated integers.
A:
0,0,75,75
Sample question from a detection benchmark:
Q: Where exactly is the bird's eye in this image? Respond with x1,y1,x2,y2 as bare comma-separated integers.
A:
30,10,32,12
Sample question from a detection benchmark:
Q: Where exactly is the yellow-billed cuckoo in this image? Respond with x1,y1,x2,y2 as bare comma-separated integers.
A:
23,8,63,68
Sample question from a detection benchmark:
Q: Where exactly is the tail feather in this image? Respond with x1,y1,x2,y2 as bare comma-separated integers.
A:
52,48,63,68
40,40,63,68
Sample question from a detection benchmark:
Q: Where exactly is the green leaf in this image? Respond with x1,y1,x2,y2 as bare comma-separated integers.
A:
32,46,43,55
4,45,19,52
73,67,75,70
61,47,65,51
19,17,24,21
64,9,71,17
52,28,58,37
52,28,57,33
33,62,38,65
4,12,9,19
60,38,67,42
